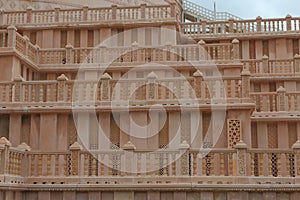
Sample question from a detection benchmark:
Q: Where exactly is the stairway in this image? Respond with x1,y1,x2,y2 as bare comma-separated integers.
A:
183,0,242,21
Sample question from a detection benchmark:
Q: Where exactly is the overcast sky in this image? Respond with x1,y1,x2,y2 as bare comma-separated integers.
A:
190,0,300,19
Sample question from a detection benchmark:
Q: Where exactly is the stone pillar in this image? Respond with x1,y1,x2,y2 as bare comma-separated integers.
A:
256,16,262,32
241,69,251,102
292,141,300,179
69,142,82,176
294,54,300,73
57,74,68,102
123,141,136,175
0,137,11,175
277,86,286,112
112,5,117,20
262,55,269,73
193,70,203,99
232,38,240,62
235,141,247,176
54,7,60,22
65,44,74,64
9,114,21,146
286,14,292,31
83,5,88,21
100,73,112,101
26,6,33,24
201,20,207,35
7,25,17,48
179,141,190,176
170,2,176,18
147,72,158,103
13,75,24,102
229,19,234,33
141,4,146,19
0,10,4,25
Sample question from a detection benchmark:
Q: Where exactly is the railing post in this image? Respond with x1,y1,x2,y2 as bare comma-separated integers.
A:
0,137,11,175
294,54,300,73
100,73,112,101
262,55,269,73
232,38,240,62
292,140,300,178
69,142,82,176
0,9,4,25
147,72,158,103
179,141,190,176
99,45,107,63
201,19,207,35
198,40,206,60
229,18,234,33
141,4,146,19
65,44,74,64
7,25,17,48
241,69,251,102
26,6,33,24
57,74,68,102
170,2,176,18
235,141,247,176
35,44,40,64
123,141,136,175
54,7,60,23
277,86,287,112
23,35,30,58
256,16,262,32
13,75,24,102
112,5,117,20
286,14,292,31
16,143,31,177
193,70,203,99
83,5,88,21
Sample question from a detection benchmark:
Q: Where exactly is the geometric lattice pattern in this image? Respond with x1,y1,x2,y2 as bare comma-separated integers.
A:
227,119,242,148
268,123,278,148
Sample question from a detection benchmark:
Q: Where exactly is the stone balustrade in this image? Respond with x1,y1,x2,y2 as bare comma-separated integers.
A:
2,139,300,184
0,73,245,105
1,4,176,26
242,55,300,75
182,15,300,36
251,88,300,113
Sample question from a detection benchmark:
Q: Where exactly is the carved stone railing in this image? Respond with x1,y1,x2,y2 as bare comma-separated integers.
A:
2,139,300,184
38,42,237,65
251,88,300,113
242,55,300,75
1,4,176,26
0,72,245,105
182,15,300,37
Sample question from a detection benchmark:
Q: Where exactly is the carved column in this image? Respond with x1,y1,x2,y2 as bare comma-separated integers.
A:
26,6,33,24
54,7,60,22
232,39,240,62
13,75,24,102
83,5,88,21
294,54,300,73
123,141,136,176
201,20,207,35
277,86,287,112
292,141,300,178
286,14,292,31
0,137,11,175
69,142,82,176
65,44,74,64
241,69,251,102
100,73,112,101
141,4,146,19
179,141,190,176
229,19,234,33
7,25,17,48
235,141,247,176
262,55,269,73
146,72,158,104
57,74,68,102
170,2,176,18
112,5,117,20
193,70,203,99
256,16,262,32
